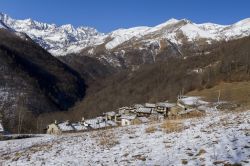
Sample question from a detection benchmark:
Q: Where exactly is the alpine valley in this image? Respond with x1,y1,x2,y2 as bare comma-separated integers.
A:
0,12,250,132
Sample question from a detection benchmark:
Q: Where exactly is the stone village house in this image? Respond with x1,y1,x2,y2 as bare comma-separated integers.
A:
47,117,117,135
155,102,176,117
47,119,88,135
120,114,137,126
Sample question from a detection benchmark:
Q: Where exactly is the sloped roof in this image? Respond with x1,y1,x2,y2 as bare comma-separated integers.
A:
134,104,144,108
104,111,116,116
156,102,175,108
106,120,117,127
71,123,88,131
136,107,152,113
121,114,137,120
89,122,110,129
57,122,75,132
85,117,104,125
119,106,130,110
145,103,156,108
98,122,110,128
85,117,110,129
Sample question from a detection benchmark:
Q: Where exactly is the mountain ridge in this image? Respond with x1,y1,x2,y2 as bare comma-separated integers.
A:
0,12,105,56
1,12,250,58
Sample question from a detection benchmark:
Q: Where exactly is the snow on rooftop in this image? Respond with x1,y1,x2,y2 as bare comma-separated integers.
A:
106,120,117,127
145,103,156,108
85,117,111,129
71,123,88,131
104,111,116,116
136,107,152,113
156,102,175,108
98,122,110,129
134,104,144,108
57,122,74,132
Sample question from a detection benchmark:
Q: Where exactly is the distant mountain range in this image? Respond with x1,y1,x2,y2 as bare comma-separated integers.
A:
1,13,250,69
0,13,104,56
1,13,250,53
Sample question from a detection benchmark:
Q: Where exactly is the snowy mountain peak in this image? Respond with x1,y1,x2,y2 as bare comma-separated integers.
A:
0,13,105,56
60,24,74,31
166,18,180,23
155,18,180,27
106,17,250,50
182,18,192,24
0,13,250,56
0,13,11,30
0,12,8,21
233,18,250,26
153,18,186,30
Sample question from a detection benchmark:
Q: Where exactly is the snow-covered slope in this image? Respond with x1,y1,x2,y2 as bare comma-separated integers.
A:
86,18,250,68
105,18,250,50
0,109,249,165
1,12,250,56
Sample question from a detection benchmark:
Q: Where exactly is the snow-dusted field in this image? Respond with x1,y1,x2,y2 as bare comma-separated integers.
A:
0,110,249,166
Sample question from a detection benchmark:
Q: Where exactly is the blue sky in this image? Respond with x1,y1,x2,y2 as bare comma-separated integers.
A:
0,0,249,32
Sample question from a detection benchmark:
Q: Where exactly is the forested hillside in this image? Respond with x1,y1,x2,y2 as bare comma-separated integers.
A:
0,29,86,132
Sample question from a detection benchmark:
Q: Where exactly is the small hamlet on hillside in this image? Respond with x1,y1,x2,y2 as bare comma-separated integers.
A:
46,96,210,135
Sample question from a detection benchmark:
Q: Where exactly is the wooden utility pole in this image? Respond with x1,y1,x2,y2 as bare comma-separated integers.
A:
217,90,221,103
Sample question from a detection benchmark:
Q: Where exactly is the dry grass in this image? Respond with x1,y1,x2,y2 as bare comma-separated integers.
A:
181,159,188,165
180,110,206,119
167,110,205,121
161,119,183,133
196,149,207,156
133,118,142,125
187,81,250,107
97,130,119,149
145,125,157,134
132,154,147,161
